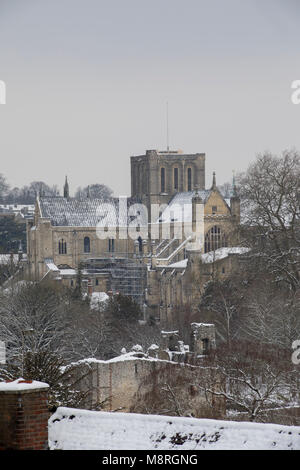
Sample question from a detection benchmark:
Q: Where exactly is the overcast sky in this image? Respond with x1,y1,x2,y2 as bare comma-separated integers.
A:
0,0,300,196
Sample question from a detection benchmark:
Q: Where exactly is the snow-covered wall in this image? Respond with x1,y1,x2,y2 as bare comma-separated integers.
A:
49,407,300,450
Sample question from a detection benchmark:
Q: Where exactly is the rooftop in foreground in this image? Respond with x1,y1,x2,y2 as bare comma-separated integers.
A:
49,407,300,450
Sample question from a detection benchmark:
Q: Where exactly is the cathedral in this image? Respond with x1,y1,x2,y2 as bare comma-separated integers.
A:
26,149,242,326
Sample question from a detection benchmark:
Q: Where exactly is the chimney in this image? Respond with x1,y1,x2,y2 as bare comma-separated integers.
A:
0,378,49,450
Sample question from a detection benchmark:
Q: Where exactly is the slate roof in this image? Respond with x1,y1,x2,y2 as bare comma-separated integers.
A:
39,189,229,227
39,196,148,227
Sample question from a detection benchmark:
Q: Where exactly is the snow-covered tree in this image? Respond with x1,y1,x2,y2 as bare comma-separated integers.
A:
238,150,300,293
198,342,299,423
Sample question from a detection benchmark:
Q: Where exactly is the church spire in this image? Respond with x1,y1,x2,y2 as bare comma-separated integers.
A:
211,171,217,190
64,176,69,199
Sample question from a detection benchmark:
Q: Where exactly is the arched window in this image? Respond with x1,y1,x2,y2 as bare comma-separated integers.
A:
58,239,67,255
174,167,179,190
108,238,115,253
204,226,227,253
187,168,192,191
161,167,165,193
84,236,90,253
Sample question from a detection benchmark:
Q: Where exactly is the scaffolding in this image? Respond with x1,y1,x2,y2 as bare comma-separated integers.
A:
82,256,147,306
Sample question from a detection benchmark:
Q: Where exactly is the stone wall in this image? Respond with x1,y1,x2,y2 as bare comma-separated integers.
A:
67,355,224,419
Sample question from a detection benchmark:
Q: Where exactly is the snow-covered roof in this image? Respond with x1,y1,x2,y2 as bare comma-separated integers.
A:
201,247,250,264
45,259,59,272
159,190,211,223
166,259,188,269
48,407,300,450
0,378,49,392
0,254,19,265
39,196,147,227
59,269,77,276
0,204,35,213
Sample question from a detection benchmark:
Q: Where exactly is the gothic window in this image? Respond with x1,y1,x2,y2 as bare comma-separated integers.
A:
138,236,143,254
58,239,67,255
187,167,192,191
174,167,179,190
84,236,90,253
204,226,227,253
161,167,165,193
108,238,115,253
202,338,209,354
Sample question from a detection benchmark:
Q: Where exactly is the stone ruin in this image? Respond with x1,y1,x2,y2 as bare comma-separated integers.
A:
147,322,216,364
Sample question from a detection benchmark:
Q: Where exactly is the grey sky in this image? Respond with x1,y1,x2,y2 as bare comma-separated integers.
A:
0,0,300,195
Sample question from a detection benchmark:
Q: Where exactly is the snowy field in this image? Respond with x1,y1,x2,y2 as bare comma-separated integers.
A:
49,407,300,450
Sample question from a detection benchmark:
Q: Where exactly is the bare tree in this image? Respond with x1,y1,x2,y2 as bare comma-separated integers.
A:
0,282,69,365
5,181,59,204
130,362,223,419
0,350,104,412
241,279,300,348
197,342,299,422
0,255,20,286
238,150,300,293
199,277,243,346
0,174,9,202
74,183,113,200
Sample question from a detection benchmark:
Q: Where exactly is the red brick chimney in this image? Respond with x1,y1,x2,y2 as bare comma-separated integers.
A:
0,378,49,450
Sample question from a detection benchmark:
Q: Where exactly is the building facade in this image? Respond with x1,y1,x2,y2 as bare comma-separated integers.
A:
26,149,242,324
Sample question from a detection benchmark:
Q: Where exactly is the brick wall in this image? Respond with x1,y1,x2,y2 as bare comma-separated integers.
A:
0,379,49,450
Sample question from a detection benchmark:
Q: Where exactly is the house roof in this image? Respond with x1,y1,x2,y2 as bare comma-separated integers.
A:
48,407,300,450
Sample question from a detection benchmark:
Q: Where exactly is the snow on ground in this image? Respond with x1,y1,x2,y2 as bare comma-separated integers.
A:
90,291,109,309
48,407,300,450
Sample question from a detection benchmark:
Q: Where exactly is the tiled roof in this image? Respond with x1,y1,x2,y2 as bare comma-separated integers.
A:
39,196,147,227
